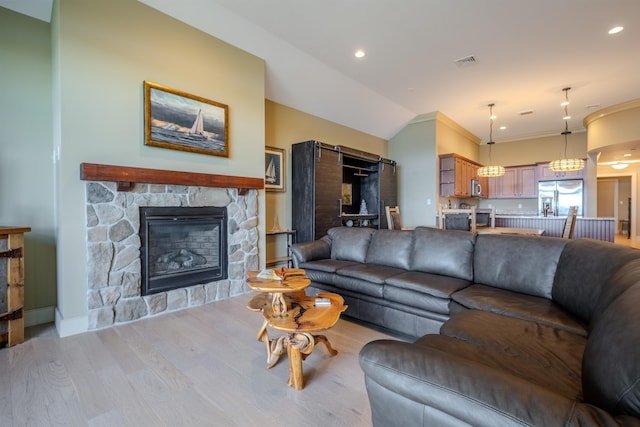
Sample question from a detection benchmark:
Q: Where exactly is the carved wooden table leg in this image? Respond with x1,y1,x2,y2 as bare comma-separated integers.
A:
255,320,290,369
313,334,338,356
286,333,315,390
271,291,287,315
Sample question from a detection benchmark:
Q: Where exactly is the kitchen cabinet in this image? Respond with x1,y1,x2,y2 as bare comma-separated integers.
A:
537,162,586,181
488,165,537,198
439,154,486,198
292,140,397,243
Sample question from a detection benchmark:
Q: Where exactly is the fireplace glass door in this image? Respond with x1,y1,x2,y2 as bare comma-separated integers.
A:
139,206,227,295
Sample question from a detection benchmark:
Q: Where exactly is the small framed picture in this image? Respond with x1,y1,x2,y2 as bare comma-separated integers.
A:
144,81,229,157
265,146,286,192
342,183,352,205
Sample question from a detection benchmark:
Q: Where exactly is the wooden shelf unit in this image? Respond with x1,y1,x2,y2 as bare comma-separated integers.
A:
0,226,30,348
266,230,296,267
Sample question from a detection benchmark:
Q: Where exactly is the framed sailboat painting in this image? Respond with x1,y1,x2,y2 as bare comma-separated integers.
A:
265,146,286,192
144,81,229,157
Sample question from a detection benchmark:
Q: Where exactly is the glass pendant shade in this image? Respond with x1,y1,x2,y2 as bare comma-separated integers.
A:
548,157,584,172
477,164,506,177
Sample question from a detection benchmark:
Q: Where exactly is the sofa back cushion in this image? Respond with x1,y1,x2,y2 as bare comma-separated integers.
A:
366,229,413,270
410,227,476,281
474,234,566,299
327,227,375,263
590,258,640,331
582,276,640,418
552,239,640,323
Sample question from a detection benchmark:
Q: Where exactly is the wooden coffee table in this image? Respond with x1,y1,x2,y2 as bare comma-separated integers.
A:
246,271,347,390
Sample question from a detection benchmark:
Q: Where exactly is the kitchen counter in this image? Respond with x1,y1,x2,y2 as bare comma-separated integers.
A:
493,216,615,241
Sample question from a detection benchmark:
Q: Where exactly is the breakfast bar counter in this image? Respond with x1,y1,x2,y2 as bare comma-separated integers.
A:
494,215,615,241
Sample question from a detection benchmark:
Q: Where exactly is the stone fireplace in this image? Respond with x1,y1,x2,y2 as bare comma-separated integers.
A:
84,181,259,330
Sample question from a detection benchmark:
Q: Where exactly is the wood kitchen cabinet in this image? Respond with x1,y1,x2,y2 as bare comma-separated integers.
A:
439,154,486,198
292,140,397,243
488,165,537,198
537,161,586,181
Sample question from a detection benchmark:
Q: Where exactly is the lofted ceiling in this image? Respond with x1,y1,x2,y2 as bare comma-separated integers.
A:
3,0,640,165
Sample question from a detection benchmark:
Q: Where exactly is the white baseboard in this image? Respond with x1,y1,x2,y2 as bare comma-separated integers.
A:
24,306,55,328
54,307,88,337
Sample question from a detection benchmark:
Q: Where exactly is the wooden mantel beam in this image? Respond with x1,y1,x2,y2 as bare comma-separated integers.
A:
80,163,264,194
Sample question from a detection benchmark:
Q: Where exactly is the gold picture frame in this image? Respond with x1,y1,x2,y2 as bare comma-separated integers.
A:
144,81,229,157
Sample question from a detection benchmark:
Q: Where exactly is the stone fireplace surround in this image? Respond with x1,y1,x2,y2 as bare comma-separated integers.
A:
85,182,259,330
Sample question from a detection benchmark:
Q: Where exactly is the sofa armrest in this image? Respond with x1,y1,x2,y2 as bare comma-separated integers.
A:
359,339,616,426
290,237,331,266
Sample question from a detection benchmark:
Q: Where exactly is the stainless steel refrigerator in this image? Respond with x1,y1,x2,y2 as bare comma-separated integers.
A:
538,179,583,216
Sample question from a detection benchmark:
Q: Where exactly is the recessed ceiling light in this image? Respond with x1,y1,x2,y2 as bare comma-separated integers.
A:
608,26,624,35
611,163,629,170
354,49,365,58
499,126,507,130
624,153,632,157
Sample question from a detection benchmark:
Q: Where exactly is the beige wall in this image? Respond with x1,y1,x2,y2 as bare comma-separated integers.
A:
436,113,481,161
585,100,640,152
52,0,266,336
587,100,640,239
265,100,386,258
0,8,57,326
478,132,588,167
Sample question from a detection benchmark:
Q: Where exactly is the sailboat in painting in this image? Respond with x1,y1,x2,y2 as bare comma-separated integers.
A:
265,158,277,184
187,109,207,140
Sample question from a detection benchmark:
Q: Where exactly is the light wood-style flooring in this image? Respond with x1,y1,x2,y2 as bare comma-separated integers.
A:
1,294,394,426
614,234,640,249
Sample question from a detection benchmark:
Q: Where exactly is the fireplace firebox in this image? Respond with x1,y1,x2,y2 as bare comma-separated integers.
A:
139,206,227,295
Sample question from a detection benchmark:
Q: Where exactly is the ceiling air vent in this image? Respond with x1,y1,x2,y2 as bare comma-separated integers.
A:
519,109,535,116
454,55,478,67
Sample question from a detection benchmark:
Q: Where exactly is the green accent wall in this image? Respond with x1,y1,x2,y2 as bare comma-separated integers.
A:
0,7,57,324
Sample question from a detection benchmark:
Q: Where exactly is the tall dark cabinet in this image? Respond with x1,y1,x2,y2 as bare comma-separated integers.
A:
292,140,397,243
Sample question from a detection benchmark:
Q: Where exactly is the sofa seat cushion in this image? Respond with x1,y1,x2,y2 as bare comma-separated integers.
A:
385,271,470,298
298,259,360,273
410,227,476,281
331,274,385,298
365,229,414,270
452,284,587,336
302,269,346,288
383,286,450,315
383,271,471,314
440,310,586,399
414,333,583,400
336,263,405,285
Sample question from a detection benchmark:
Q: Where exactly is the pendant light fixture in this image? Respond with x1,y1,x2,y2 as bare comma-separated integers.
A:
549,87,584,172
477,103,505,177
